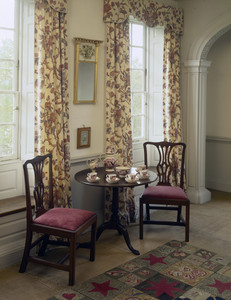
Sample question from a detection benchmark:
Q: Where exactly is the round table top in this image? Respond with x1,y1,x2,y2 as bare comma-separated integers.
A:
75,167,157,188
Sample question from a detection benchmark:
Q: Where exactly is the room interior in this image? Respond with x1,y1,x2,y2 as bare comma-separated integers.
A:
0,0,231,298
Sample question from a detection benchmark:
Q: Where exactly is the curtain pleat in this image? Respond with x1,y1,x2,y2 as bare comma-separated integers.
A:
104,21,136,224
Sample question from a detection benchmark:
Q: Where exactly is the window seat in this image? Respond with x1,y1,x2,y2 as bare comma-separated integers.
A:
0,196,34,217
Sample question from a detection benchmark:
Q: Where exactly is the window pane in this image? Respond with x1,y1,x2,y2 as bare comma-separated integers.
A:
132,93,144,115
132,116,143,139
131,24,143,46
131,70,144,91
0,93,14,122
0,0,15,28
131,47,144,68
0,30,14,59
0,124,15,156
0,61,13,90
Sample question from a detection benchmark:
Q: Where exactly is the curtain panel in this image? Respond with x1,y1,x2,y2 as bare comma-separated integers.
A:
104,0,184,188
34,0,71,208
104,20,136,224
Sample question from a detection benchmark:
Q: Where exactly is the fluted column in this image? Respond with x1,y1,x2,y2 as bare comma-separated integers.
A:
183,60,211,204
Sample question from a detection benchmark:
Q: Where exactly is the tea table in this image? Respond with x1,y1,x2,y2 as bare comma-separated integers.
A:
75,167,157,255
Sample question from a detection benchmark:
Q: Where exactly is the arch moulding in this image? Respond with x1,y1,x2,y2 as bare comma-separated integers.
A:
183,10,231,204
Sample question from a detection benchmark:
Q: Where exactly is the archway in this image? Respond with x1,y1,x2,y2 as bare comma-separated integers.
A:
183,11,231,204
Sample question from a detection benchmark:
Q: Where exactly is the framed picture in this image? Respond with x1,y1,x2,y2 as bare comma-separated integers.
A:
77,127,91,149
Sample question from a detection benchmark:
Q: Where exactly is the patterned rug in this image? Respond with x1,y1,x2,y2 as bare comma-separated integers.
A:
48,240,231,300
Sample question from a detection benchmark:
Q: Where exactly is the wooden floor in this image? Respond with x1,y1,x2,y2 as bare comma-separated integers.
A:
0,189,231,300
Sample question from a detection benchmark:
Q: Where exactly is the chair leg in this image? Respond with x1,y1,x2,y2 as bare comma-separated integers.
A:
139,199,143,240
19,230,33,273
90,220,96,262
38,234,50,256
69,235,76,286
145,203,150,221
185,203,190,242
177,206,182,223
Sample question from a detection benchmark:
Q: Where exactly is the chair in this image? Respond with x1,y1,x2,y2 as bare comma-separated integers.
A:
19,153,97,286
139,141,190,242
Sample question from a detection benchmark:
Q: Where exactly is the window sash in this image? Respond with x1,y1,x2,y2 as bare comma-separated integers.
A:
130,18,148,142
0,0,20,160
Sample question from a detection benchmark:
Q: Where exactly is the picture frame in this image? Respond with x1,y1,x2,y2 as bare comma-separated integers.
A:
77,127,91,149
74,38,103,104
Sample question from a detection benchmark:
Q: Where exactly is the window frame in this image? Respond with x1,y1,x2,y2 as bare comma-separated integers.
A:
129,17,148,143
0,0,34,200
0,0,20,161
129,17,164,165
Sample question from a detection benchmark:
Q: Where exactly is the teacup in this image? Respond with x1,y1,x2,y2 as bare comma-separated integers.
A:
139,169,149,178
106,173,117,182
136,164,146,172
116,166,130,178
87,172,97,181
125,173,137,182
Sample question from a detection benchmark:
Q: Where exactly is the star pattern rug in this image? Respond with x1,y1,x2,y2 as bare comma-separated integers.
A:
47,240,231,300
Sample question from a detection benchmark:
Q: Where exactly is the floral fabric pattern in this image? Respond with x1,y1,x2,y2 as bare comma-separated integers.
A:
103,0,183,35
34,0,71,208
163,30,184,186
47,0,67,13
104,20,136,223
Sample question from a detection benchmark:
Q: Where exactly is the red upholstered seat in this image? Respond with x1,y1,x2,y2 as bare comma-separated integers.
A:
142,186,188,200
34,208,96,231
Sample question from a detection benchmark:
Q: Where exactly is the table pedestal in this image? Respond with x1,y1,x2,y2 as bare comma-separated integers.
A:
96,186,140,255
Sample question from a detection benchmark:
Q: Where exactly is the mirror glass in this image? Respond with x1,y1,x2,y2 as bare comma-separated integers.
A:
77,62,95,100
74,38,102,104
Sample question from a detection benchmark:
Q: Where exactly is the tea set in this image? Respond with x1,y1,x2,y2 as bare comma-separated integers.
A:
86,149,150,183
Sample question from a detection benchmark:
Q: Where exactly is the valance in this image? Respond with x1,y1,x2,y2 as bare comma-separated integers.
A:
104,0,183,35
46,0,67,13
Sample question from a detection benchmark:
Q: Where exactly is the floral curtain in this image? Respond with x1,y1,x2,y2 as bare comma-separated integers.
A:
104,0,184,189
34,0,71,208
104,20,136,224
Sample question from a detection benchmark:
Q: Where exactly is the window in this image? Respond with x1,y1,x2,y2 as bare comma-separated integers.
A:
129,20,147,142
0,0,34,199
0,0,34,162
129,17,164,164
0,0,19,160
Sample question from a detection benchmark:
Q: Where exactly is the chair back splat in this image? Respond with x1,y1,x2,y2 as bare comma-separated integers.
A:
140,141,190,242
19,153,97,286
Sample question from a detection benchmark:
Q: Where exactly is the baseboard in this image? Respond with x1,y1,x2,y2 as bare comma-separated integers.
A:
206,179,231,193
0,237,24,270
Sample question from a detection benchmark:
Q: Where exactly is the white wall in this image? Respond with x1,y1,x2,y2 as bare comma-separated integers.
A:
206,30,231,139
206,29,231,192
67,0,106,160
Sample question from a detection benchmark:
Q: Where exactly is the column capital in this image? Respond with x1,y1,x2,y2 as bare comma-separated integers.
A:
183,59,211,70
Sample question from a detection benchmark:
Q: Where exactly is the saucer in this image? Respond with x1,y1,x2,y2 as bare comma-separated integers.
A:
138,174,150,180
125,177,139,183
106,177,120,184
87,176,100,183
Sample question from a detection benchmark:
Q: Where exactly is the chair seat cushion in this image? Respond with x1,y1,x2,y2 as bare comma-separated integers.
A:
33,208,95,231
142,185,188,200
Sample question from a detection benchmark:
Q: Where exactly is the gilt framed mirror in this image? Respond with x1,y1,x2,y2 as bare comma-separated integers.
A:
74,38,103,104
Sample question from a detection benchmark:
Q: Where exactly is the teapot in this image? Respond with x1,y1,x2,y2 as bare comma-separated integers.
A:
87,158,100,171
103,146,117,172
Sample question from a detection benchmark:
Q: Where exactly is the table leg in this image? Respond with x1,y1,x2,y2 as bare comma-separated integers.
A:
96,186,140,255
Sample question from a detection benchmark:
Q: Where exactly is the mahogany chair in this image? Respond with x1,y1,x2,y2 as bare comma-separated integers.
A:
19,153,97,285
139,141,190,242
